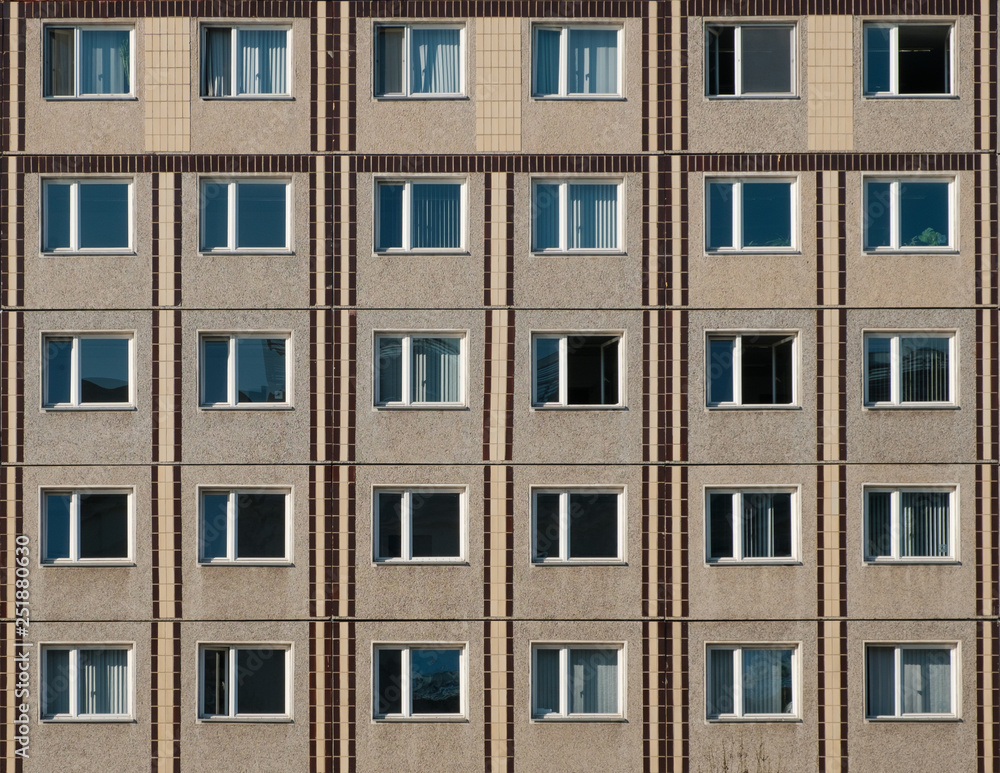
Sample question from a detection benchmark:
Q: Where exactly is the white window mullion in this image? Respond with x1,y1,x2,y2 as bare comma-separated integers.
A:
732,181,743,250
402,648,412,717
559,29,568,97
734,28,744,97
733,493,743,559
732,337,743,405
401,493,412,560
890,491,900,559
401,335,412,405
559,493,569,561
733,649,744,717
70,182,80,251
69,649,79,717
889,27,899,95
70,494,81,561
890,180,900,250
73,28,82,98
401,182,412,251
228,647,238,717
894,646,903,717
402,27,411,97
228,183,238,250
558,337,568,405
70,337,81,406
230,29,239,96
889,335,900,404
227,337,237,406
228,492,238,561
559,648,569,716
559,182,568,251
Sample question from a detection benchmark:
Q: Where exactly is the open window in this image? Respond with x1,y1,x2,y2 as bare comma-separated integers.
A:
864,24,953,97
707,333,796,407
199,645,290,719
532,334,622,408
706,24,795,97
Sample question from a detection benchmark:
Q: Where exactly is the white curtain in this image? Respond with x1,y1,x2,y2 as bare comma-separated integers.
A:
708,649,734,716
902,649,951,714
867,491,892,558
866,646,896,716
569,649,618,714
412,338,460,403
569,184,617,250
534,29,560,95
79,649,128,715
204,28,232,96
901,492,950,557
901,337,949,402
410,29,460,94
568,29,617,94
742,650,789,714
80,30,129,94
411,184,461,249
534,650,560,715
238,30,288,95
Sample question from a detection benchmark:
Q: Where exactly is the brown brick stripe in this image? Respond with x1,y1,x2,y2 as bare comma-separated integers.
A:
354,1,647,18
687,0,977,15
22,1,314,19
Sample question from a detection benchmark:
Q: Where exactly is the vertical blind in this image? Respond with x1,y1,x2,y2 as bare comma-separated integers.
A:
901,649,951,714
534,649,561,714
410,29,460,94
708,649,735,716
900,492,950,557
238,30,288,95
411,338,460,403
569,184,618,250
568,29,617,94
79,649,129,715
569,649,618,714
742,649,791,714
411,184,461,249
900,337,949,402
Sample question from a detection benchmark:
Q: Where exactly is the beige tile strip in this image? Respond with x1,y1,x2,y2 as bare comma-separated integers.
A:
145,17,192,153
6,3,21,153
807,16,853,152
476,17,521,153
339,1,353,153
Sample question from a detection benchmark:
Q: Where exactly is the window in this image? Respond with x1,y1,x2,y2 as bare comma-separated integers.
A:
199,645,290,719
375,333,464,407
199,333,290,408
374,25,464,97
706,178,796,252
706,489,796,563
532,333,623,408
199,489,290,564
864,488,955,562
532,489,624,564
706,24,794,97
532,25,622,98
44,26,132,98
43,179,132,253
532,179,623,253
374,645,465,719
866,644,956,718
374,489,464,563
42,490,132,565
707,333,796,407
375,179,465,252
863,178,954,251
531,645,623,720
43,334,132,409
864,332,955,407
202,26,290,97
41,645,132,720
864,24,953,97
200,179,291,252
706,645,796,719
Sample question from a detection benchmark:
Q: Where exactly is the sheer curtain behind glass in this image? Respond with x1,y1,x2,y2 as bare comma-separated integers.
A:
203,28,232,96
238,30,288,94
569,649,618,714
412,338,460,403
80,30,129,94
79,649,128,715
411,184,461,249
410,29,460,94
568,29,617,94
902,649,951,714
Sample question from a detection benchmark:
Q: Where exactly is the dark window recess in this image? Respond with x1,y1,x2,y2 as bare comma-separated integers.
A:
566,336,619,405
742,336,793,405
898,26,950,95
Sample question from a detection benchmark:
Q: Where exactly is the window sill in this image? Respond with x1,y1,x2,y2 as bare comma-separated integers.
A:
374,560,469,566
198,716,293,724
43,95,137,102
863,94,958,100
374,250,470,257
706,249,800,256
42,405,136,412
532,560,627,567
42,250,136,257
374,404,468,411
373,715,468,723
201,95,295,101
531,715,626,723
532,95,625,101
198,560,293,567
863,248,958,255
42,561,135,567
531,405,627,411
41,716,135,723
863,559,960,566
706,404,800,411
706,560,802,567
865,715,960,722
707,716,800,723
199,250,295,257
705,94,799,101
863,403,958,410
198,404,293,411
373,94,469,101
531,250,626,257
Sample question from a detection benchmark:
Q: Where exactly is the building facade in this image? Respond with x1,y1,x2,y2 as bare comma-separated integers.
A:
0,0,997,771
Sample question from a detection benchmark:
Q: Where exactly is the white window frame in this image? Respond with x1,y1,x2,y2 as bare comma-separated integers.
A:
197,487,292,565
373,331,467,408
42,25,135,99
198,643,293,721
530,643,626,721
531,24,624,99
372,643,468,721
530,178,625,254
864,642,959,720
705,177,798,253
41,332,135,410
862,177,956,252
40,487,135,566
705,643,799,721
199,24,293,99
199,178,293,253
704,487,800,565
863,330,956,407
372,486,467,564
373,177,468,253
704,23,797,98
705,331,798,408
198,332,292,409
863,486,957,563
372,23,466,98
531,331,625,409
40,644,134,721
41,178,134,254
862,22,955,98
530,487,626,565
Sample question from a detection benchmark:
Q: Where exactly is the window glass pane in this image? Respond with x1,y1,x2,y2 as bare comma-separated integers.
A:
708,338,735,404
569,649,618,714
236,493,285,558
708,649,734,716
866,337,891,403
78,649,128,715
742,649,792,714
44,649,71,716
568,493,618,558
377,183,404,250
865,26,891,93
742,335,792,405
900,492,950,558
79,183,129,249
377,492,403,559
865,181,892,248
235,649,285,714
566,336,616,406
568,184,617,250
534,338,560,404
411,337,460,403
44,183,72,251
410,183,461,249
771,492,792,557
707,182,734,250
375,27,404,95
201,182,230,250
740,27,791,94
79,338,129,403
900,336,949,403
534,29,560,96
44,494,72,560
867,491,892,558
46,28,75,96
742,182,791,248
567,29,618,95
708,493,734,559
203,28,232,96
236,183,286,249
866,646,896,716
376,649,403,715
411,649,461,714
601,338,620,405
901,648,951,714
899,181,949,248
706,27,735,96
409,28,461,94
236,338,286,403
201,493,229,560
79,493,128,559
742,493,773,558
79,30,130,94
533,183,561,250
202,339,230,404
45,338,73,405
376,337,403,403
534,493,561,560
898,26,950,95
236,29,287,95
410,492,461,558
534,649,561,715
202,648,227,716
